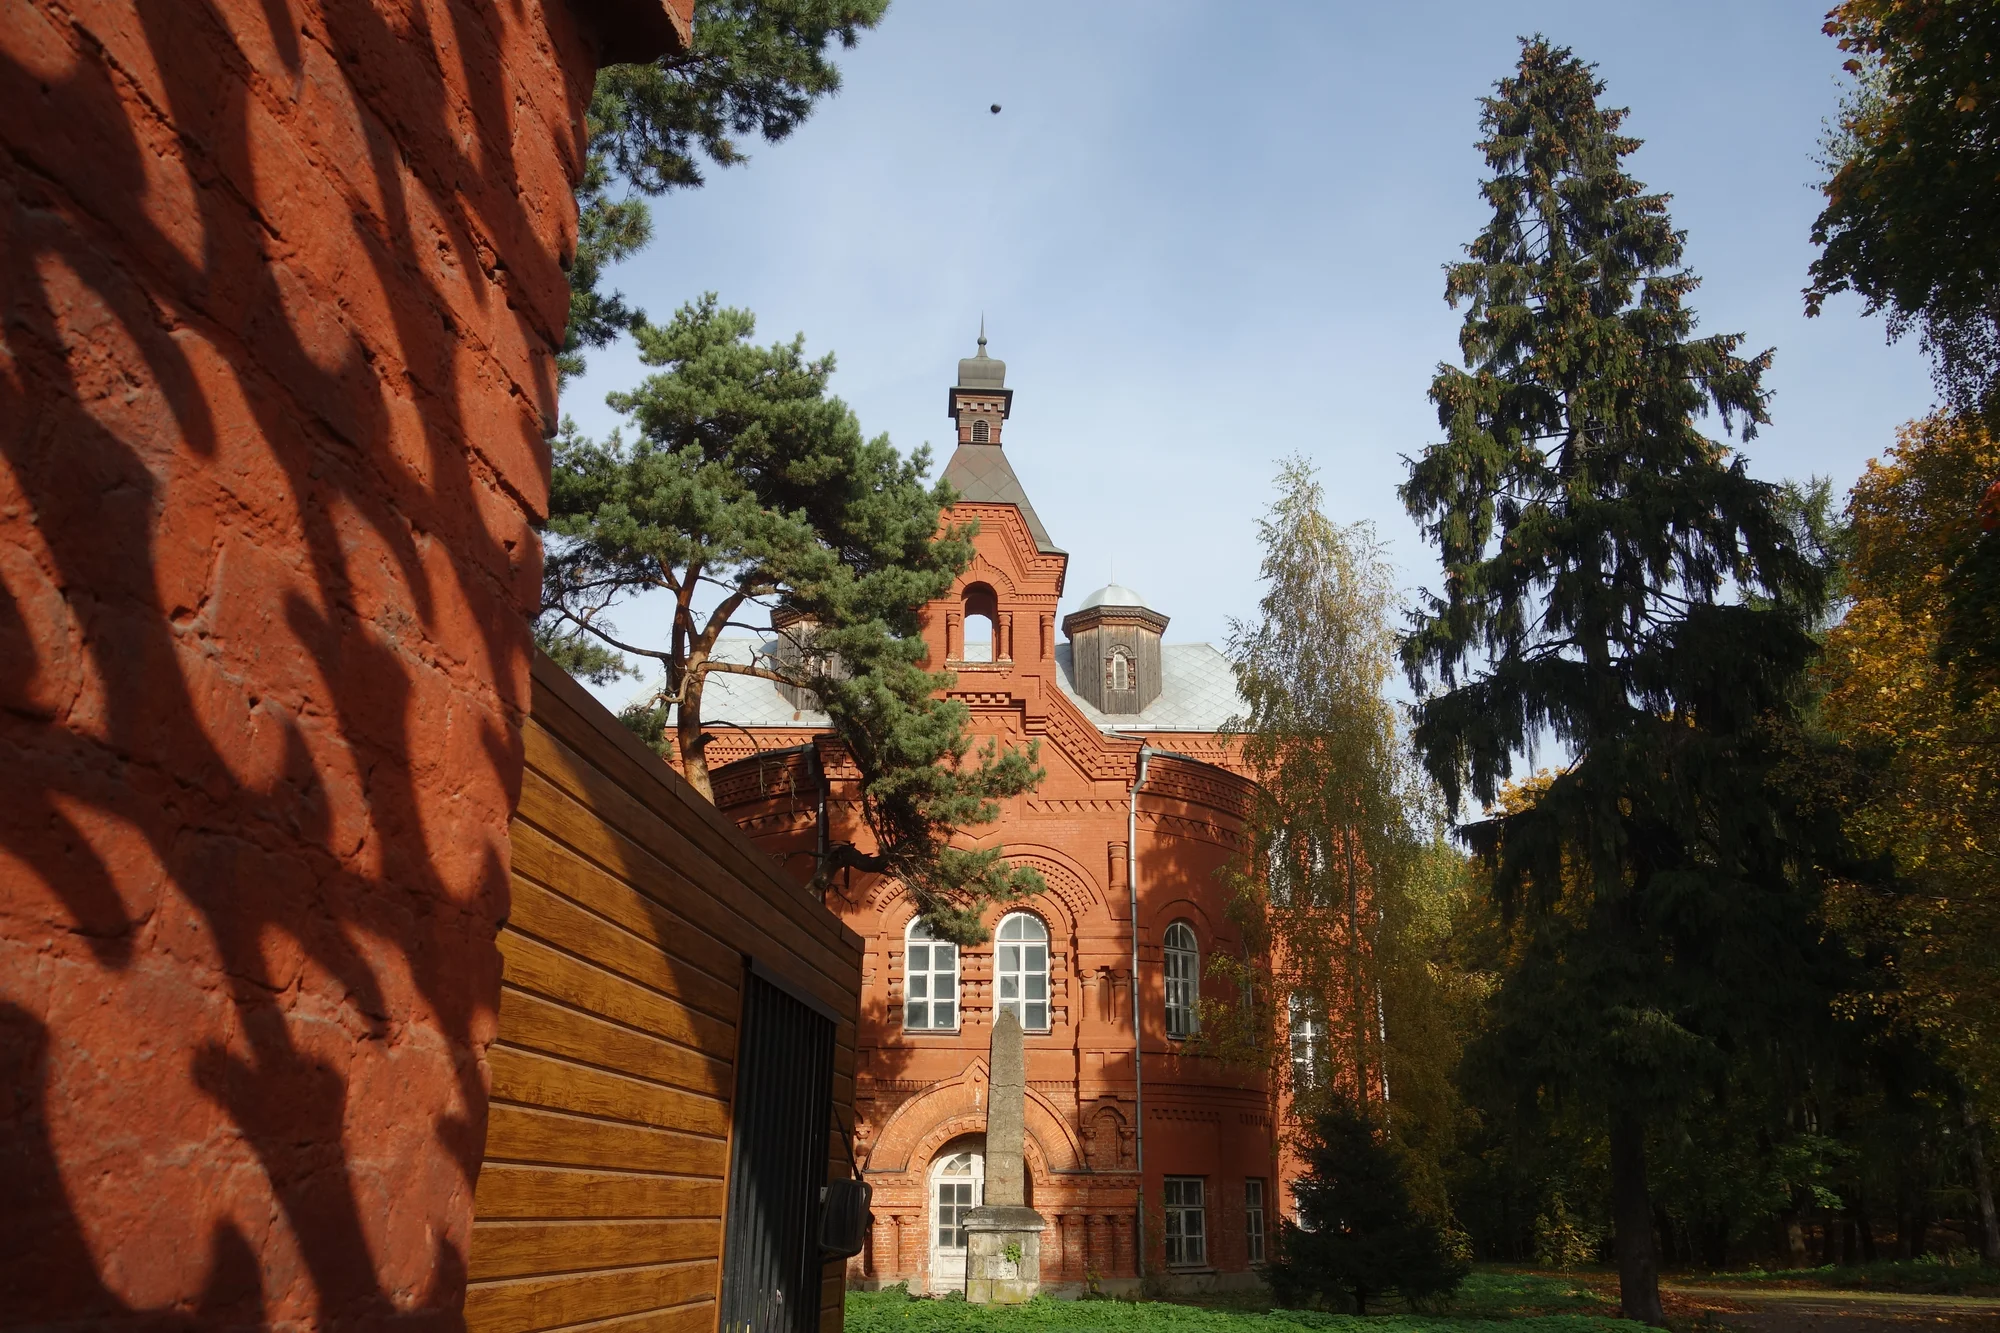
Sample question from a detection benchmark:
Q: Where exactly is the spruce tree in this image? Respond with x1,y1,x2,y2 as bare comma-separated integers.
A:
1266,1104,1467,1314
1401,39,1835,1325
538,297,1043,941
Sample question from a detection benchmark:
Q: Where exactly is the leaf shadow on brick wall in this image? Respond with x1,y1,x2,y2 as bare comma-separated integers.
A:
1,0,582,1323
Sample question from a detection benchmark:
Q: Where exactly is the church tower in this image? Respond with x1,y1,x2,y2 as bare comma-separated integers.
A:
941,328,1063,556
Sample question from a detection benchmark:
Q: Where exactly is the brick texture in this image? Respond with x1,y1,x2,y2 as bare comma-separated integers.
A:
0,0,677,1324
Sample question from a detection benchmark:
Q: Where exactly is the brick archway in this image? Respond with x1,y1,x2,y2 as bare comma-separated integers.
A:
865,1062,1086,1180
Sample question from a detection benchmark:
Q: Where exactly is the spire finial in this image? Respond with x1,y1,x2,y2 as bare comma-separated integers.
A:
977,314,987,354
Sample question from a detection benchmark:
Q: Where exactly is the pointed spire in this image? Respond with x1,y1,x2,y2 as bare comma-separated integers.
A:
956,322,1006,391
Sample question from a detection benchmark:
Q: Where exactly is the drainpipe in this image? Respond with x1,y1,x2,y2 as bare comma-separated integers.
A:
810,743,829,875
1127,746,1153,1280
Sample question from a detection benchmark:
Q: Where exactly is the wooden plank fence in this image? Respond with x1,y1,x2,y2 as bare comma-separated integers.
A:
467,652,861,1333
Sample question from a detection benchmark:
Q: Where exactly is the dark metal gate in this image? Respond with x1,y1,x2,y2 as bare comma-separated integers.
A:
719,964,837,1333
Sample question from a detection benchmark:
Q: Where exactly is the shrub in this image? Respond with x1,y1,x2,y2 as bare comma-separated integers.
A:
1265,1105,1469,1314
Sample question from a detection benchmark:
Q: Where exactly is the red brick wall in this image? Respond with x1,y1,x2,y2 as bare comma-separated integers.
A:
0,1,675,1324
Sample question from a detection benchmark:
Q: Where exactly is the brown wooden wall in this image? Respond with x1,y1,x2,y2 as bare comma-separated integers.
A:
467,653,862,1333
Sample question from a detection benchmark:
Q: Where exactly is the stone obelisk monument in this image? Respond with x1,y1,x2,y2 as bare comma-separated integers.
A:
962,1007,1048,1302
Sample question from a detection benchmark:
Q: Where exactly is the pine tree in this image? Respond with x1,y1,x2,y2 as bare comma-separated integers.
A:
538,297,1042,941
1266,1104,1467,1315
1401,38,1836,1325
564,0,891,380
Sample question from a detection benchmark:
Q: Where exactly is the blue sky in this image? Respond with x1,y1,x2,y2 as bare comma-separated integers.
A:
564,0,1934,691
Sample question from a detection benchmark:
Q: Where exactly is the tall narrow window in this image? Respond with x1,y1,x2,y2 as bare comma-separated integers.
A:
1163,1176,1207,1268
1104,646,1133,693
904,919,959,1031
1288,991,1321,1089
1164,921,1199,1039
1244,1178,1267,1263
1269,829,1329,908
994,913,1050,1031
1267,828,1292,906
971,418,990,443
962,583,997,663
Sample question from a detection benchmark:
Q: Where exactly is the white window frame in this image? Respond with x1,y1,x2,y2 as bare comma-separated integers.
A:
1164,921,1199,1039
971,418,990,443
994,912,1050,1032
1289,991,1322,1089
1244,1177,1266,1263
1163,1175,1207,1268
903,918,960,1032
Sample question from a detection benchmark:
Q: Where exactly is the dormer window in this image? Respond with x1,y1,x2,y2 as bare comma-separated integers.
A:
971,418,990,443
1105,647,1133,693
1063,585,1169,714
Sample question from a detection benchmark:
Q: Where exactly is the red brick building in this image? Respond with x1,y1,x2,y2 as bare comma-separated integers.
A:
699,337,1279,1294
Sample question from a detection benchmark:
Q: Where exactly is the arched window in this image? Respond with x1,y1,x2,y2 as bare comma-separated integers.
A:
1104,646,1133,693
1164,921,1199,1039
1288,991,1322,1089
962,582,997,663
904,918,959,1031
971,418,990,443
994,912,1049,1031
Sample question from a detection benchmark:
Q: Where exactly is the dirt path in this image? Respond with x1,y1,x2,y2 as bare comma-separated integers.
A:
1663,1281,2000,1332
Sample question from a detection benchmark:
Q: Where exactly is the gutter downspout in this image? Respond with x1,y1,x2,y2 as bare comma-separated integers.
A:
810,742,830,906
1127,746,1153,1280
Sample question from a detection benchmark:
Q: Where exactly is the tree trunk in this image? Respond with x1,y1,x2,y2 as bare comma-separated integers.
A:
1610,1106,1665,1326
676,668,713,801
1858,1208,1876,1264
1703,1211,1729,1270
1781,1200,1809,1268
1964,1097,2000,1265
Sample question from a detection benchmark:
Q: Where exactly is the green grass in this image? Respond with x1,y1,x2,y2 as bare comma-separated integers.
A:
1698,1253,2000,1295
1444,1271,1611,1317
844,1277,1646,1333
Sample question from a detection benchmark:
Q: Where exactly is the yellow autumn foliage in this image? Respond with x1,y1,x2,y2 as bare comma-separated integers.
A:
1819,412,2000,1113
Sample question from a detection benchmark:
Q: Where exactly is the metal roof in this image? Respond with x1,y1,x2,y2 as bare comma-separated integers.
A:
1076,583,1150,611
1054,641,1247,732
956,326,1007,390
661,637,1247,738
940,442,1064,554
653,638,832,729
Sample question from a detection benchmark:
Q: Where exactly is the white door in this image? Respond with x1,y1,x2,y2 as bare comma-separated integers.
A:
927,1148,985,1293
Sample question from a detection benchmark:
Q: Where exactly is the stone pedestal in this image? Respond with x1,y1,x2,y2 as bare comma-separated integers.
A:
962,1205,1048,1305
